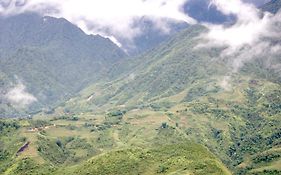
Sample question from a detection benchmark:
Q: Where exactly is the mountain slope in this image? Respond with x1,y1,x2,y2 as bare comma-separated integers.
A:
61,25,227,111
58,24,281,174
0,13,126,117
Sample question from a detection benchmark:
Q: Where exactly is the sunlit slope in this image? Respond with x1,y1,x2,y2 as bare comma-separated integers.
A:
0,118,232,175
60,144,231,175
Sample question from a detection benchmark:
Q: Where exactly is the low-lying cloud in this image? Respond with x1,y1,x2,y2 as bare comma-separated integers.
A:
199,0,281,72
192,0,281,90
5,82,37,108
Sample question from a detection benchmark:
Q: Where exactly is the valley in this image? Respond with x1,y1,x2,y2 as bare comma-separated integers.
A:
0,0,281,175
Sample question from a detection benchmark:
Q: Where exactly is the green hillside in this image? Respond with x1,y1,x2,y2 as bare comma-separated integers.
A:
62,144,231,175
60,25,224,111
0,116,232,175
0,13,126,117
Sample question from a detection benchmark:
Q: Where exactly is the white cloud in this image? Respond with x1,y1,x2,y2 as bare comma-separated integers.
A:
5,82,37,108
0,0,195,46
204,0,271,50
193,0,281,90
199,0,281,72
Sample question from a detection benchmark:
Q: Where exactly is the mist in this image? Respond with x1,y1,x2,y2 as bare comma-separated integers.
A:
4,82,37,108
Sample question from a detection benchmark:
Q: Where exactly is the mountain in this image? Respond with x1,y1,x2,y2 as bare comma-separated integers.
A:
62,25,227,111
0,13,126,117
58,24,281,174
261,0,281,14
0,3,280,175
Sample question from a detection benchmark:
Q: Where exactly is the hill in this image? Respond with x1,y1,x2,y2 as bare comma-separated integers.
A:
0,117,232,175
0,13,126,117
62,144,231,175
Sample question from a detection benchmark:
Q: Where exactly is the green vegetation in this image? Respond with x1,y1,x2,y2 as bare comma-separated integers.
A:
63,144,231,175
50,23,281,175
0,115,232,175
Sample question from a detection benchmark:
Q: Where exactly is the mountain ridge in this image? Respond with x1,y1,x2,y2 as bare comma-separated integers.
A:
0,13,126,117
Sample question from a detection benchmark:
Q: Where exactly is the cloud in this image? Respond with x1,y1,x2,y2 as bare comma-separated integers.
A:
205,0,270,49
5,82,37,108
0,0,196,47
198,0,281,72
192,0,281,90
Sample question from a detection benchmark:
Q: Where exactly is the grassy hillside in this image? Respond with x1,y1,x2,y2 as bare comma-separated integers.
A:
60,144,231,175
0,116,232,175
